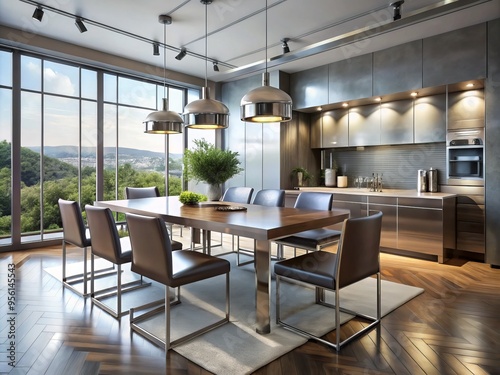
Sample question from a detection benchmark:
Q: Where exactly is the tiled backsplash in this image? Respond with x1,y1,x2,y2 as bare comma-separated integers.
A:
325,143,446,190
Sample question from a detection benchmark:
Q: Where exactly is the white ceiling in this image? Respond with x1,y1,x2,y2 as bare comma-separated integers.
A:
1,0,499,83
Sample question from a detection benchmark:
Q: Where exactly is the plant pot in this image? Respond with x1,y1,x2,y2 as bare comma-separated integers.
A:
207,184,221,201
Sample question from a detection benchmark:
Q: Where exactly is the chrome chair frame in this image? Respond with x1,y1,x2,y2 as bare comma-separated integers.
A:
86,205,151,318
58,199,114,297
275,211,383,351
126,213,230,351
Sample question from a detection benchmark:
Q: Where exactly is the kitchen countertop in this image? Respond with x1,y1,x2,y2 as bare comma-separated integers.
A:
288,187,456,199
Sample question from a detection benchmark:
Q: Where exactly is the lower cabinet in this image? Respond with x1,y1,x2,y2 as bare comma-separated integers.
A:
368,196,398,249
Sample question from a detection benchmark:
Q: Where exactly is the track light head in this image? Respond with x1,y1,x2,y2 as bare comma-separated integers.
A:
175,48,187,60
390,0,404,21
32,6,44,22
153,42,160,56
75,17,87,33
213,61,219,72
281,38,290,54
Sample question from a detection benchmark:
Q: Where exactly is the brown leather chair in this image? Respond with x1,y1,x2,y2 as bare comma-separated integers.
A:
125,186,183,249
126,212,230,351
275,192,342,259
275,211,383,351
85,205,151,318
58,199,93,296
236,189,285,266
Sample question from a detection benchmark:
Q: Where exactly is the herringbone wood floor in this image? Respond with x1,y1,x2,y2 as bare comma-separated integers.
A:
1,233,500,375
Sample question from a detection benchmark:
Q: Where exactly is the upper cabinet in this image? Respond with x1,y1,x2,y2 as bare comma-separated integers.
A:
323,109,349,148
290,65,329,110
373,40,423,97
380,100,414,145
423,23,487,87
414,94,447,143
448,89,485,130
348,104,380,146
310,112,322,149
329,54,372,103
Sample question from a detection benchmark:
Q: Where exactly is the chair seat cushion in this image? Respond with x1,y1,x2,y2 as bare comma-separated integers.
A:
170,251,230,287
277,228,341,250
274,251,338,289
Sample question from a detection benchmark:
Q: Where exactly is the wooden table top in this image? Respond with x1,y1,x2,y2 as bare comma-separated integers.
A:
95,196,350,241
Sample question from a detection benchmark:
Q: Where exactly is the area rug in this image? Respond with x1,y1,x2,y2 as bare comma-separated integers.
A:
45,254,424,374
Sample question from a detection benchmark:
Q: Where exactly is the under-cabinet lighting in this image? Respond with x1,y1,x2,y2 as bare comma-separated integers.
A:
410,92,418,97
317,106,322,111
342,103,348,108
466,83,474,88
375,97,382,102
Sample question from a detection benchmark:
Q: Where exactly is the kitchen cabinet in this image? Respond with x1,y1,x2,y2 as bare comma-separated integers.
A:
331,193,368,231
380,100,413,145
447,89,485,130
322,109,349,148
368,196,398,249
329,54,372,103
348,104,380,146
310,112,322,149
290,65,329,110
414,94,446,143
397,197,455,263
373,40,423,96
423,23,487,87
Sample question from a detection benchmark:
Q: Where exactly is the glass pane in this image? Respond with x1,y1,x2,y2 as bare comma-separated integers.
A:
117,106,166,197
168,87,184,113
43,95,79,237
118,76,156,108
44,60,79,96
21,55,41,91
104,73,117,102
20,91,41,243
82,100,97,208
103,103,117,199
0,50,12,87
81,68,97,100
0,88,12,245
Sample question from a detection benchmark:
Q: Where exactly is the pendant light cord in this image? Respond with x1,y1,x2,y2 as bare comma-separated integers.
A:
163,21,167,99
265,0,268,73
204,1,208,88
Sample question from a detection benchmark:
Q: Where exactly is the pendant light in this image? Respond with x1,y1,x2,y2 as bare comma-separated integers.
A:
143,14,183,134
183,0,230,129
240,0,292,123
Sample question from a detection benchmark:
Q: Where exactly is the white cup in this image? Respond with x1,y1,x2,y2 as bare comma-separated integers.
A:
337,176,348,188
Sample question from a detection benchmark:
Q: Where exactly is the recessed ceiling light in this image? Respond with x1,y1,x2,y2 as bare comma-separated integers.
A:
375,97,382,102
466,83,474,88
317,106,322,111
342,103,348,107
410,92,418,97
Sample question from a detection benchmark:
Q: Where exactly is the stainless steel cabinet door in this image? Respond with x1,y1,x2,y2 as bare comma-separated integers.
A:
448,89,485,130
322,109,348,148
380,100,413,145
348,104,380,146
414,94,446,143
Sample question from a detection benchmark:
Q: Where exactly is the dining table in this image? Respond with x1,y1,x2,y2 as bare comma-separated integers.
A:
94,196,350,334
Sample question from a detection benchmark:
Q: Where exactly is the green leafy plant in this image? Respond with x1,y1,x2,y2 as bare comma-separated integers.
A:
179,191,207,205
183,138,244,185
291,167,312,182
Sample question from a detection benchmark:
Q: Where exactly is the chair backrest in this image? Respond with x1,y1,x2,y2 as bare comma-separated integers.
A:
58,199,90,248
252,189,285,207
294,192,333,211
126,213,173,285
221,187,254,204
85,205,123,264
125,186,160,199
335,211,383,289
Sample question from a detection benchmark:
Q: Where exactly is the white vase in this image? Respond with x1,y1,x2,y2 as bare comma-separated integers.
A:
207,184,221,201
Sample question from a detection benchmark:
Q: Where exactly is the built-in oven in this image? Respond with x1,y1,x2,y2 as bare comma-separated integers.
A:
446,128,484,186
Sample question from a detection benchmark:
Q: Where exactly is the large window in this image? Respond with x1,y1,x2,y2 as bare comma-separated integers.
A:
0,49,190,249
0,50,12,244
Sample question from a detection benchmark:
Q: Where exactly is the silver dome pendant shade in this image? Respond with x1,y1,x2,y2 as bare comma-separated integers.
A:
144,14,183,134
240,71,292,123
144,97,184,134
240,0,292,123
184,86,229,129
184,0,230,129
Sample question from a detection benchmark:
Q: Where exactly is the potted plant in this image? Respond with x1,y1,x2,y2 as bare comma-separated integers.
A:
183,138,244,200
291,167,312,187
179,191,208,205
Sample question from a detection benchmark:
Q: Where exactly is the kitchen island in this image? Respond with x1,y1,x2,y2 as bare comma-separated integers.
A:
286,187,457,263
